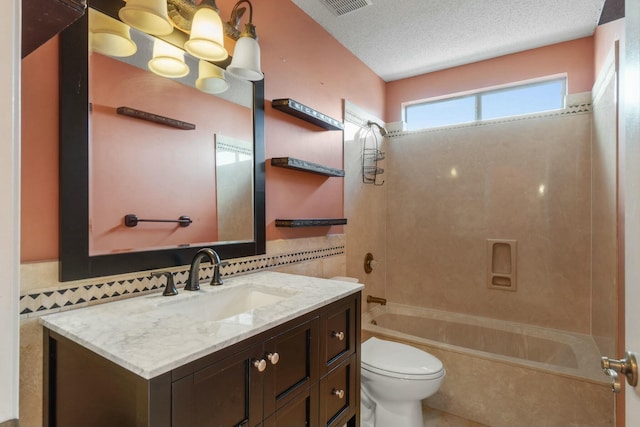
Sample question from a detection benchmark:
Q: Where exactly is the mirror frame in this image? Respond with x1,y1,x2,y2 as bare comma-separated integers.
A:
59,1,266,281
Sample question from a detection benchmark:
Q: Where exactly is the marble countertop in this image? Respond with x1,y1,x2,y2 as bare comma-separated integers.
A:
40,271,363,379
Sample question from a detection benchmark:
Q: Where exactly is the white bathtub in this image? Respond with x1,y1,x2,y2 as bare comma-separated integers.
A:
362,303,613,427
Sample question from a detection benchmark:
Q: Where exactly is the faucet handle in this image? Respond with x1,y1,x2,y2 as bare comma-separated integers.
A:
152,271,178,296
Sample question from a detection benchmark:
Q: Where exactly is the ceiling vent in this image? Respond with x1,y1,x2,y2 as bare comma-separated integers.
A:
321,0,373,16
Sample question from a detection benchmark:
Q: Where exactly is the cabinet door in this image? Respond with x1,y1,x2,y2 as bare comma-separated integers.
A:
172,344,264,427
263,317,320,416
322,298,356,373
263,385,319,427
319,355,357,427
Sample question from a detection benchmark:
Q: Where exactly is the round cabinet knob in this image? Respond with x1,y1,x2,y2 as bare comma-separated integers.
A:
253,359,267,372
267,352,280,365
332,388,345,399
332,331,345,341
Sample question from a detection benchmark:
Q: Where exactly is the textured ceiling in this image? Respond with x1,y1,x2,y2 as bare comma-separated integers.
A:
291,0,607,82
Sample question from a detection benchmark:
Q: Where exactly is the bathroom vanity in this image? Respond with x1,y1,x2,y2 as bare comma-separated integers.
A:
41,272,362,427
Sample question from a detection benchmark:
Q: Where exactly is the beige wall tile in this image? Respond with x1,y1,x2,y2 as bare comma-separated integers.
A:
386,113,593,333
19,318,42,427
343,105,388,314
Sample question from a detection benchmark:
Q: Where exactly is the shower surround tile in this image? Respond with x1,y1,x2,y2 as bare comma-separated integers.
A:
343,102,388,314
386,111,593,333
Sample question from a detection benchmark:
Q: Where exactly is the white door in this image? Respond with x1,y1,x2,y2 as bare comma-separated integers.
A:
0,0,21,423
625,254,640,421
624,0,640,423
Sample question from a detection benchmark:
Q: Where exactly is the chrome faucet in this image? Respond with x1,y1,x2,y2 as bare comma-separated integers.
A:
184,248,224,291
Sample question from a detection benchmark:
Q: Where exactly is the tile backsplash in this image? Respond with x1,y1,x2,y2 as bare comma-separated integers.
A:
20,235,346,318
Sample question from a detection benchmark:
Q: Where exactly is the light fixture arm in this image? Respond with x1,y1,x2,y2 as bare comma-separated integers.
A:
229,0,257,40
165,0,257,40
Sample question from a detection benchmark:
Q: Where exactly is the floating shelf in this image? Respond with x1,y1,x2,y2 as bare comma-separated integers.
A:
271,157,345,177
275,218,348,227
272,98,344,131
116,106,196,130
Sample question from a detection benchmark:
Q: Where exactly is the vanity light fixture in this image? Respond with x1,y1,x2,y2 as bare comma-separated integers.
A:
226,0,263,81
196,60,230,94
89,8,137,57
148,38,190,78
185,0,263,80
184,0,228,61
118,0,174,36
117,0,264,82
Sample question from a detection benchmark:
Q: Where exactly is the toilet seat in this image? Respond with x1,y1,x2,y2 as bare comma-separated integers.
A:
361,337,444,380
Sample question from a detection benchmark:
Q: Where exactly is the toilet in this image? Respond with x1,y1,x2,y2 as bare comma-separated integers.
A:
361,337,445,427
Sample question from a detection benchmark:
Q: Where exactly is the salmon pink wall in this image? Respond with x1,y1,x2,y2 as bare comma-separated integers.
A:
21,1,386,261
385,37,595,123
21,37,59,261
249,0,385,240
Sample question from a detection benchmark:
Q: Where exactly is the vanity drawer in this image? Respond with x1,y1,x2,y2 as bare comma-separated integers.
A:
322,297,357,372
263,385,319,427
319,354,357,427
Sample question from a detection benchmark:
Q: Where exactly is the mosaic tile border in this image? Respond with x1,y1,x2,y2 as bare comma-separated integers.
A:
20,245,345,318
386,103,594,138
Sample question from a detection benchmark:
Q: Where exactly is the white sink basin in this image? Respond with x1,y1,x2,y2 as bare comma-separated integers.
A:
155,285,296,323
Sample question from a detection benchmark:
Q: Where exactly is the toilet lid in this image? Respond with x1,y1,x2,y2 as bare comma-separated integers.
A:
361,337,444,379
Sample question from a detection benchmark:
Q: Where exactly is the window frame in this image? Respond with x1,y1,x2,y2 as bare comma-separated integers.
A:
402,74,567,131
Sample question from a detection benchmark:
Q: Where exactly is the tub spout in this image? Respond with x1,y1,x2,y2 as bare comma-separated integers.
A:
367,295,387,306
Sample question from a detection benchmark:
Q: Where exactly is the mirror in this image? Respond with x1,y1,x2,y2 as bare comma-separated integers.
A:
59,0,265,281
88,8,254,255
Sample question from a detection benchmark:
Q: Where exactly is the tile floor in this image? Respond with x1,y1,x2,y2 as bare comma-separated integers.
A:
423,405,488,427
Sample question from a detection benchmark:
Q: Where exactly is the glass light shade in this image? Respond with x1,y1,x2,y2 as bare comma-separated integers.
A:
89,9,137,57
148,39,190,78
226,36,263,81
118,0,173,36
196,60,229,94
184,7,228,61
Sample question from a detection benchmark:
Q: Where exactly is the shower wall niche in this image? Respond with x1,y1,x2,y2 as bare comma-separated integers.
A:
487,239,517,291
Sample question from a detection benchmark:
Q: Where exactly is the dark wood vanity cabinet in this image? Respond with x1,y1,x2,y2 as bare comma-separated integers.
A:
45,292,361,427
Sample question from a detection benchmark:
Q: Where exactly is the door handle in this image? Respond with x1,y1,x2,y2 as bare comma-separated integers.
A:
601,351,638,393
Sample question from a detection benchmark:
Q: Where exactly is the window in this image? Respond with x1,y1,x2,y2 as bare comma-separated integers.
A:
404,76,566,131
